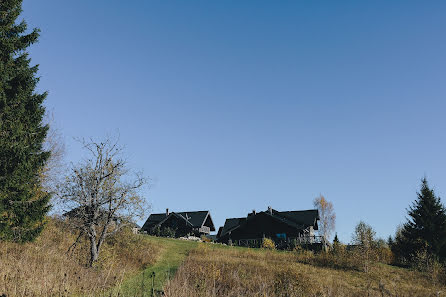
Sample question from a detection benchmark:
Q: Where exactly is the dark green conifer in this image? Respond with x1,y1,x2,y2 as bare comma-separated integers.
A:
333,233,340,244
387,235,394,248
0,0,51,242
396,178,446,261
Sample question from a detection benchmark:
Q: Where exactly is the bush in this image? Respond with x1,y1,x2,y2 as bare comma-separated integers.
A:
262,238,276,250
374,246,394,264
149,226,176,237
161,227,176,237
149,225,161,236
410,247,446,283
293,245,364,272
201,235,212,242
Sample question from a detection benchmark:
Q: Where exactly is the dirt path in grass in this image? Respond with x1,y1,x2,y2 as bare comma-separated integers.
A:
116,236,198,297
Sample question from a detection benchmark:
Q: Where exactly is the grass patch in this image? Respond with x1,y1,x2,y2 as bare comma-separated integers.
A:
117,236,198,296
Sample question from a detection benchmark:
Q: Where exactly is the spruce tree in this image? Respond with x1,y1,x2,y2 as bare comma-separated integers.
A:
333,233,340,244
0,0,51,242
398,178,446,261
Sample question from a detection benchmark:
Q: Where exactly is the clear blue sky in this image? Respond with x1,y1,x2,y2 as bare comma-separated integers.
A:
22,0,446,242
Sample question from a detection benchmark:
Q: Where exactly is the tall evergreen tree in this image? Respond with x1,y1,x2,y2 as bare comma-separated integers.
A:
396,178,446,261
0,0,51,242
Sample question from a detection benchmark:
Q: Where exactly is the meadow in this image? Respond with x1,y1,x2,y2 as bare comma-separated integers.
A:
164,244,446,297
1,220,445,297
0,218,163,297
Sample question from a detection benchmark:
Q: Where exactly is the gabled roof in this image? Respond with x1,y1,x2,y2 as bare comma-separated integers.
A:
218,207,319,238
142,210,215,231
175,211,210,228
272,209,319,230
219,217,246,238
144,213,166,225
63,206,119,221
158,212,194,227
217,227,223,238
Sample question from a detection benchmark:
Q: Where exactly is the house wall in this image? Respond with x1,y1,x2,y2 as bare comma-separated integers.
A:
159,215,193,237
203,215,215,231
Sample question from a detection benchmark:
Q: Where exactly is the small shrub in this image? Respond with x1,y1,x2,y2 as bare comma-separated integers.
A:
150,225,161,236
149,226,176,237
201,235,212,242
375,246,394,264
161,227,176,237
262,238,276,250
410,248,446,284
294,246,363,272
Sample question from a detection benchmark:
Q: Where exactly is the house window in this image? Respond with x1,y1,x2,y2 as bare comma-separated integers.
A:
276,233,286,239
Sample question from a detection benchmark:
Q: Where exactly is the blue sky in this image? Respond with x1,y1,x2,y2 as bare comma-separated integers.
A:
22,0,446,242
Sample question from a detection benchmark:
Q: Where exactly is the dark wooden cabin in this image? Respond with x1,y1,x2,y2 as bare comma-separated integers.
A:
217,207,320,247
141,209,216,237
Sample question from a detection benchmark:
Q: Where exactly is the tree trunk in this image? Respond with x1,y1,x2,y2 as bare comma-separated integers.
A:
89,236,99,267
88,227,99,267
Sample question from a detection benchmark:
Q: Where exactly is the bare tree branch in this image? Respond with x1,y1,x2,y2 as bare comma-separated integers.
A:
58,136,149,266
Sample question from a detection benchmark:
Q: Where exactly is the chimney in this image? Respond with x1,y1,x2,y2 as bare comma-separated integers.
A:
166,208,169,216
252,209,256,215
267,206,272,215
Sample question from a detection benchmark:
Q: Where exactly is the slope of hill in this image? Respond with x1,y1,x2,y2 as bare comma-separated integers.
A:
117,236,198,296
0,219,163,296
1,221,445,297
164,244,446,297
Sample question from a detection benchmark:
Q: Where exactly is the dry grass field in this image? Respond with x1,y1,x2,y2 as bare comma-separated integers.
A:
0,218,163,297
164,244,446,297
1,224,446,297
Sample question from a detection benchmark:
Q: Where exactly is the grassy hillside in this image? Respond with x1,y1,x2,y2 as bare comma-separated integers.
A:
0,218,163,297
1,221,445,297
164,243,446,297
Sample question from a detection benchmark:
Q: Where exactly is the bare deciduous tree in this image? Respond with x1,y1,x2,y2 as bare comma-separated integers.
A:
352,221,376,272
41,111,66,195
60,137,148,266
313,195,336,246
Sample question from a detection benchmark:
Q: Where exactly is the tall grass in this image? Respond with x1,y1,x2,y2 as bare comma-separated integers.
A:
0,218,162,296
164,243,446,297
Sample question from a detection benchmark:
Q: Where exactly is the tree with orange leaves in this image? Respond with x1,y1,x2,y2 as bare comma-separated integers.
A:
313,195,336,247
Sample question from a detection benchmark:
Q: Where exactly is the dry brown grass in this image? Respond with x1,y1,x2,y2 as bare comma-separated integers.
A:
164,244,446,297
0,218,163,297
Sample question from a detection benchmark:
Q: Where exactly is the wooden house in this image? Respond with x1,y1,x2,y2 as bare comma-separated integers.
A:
217,206,321,247
141,209,216,237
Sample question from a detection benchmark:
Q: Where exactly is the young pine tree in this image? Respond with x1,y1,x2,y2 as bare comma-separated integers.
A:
397,178,446,261
0,0,51,242
333,233,340,244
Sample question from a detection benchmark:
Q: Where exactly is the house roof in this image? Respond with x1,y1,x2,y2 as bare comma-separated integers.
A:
63,206,118,221
219,207,319,238
272,209,319,230
157,212,194,227
217,226,223,238
219,217,246,238
63,206,139,227
142,210,215,231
